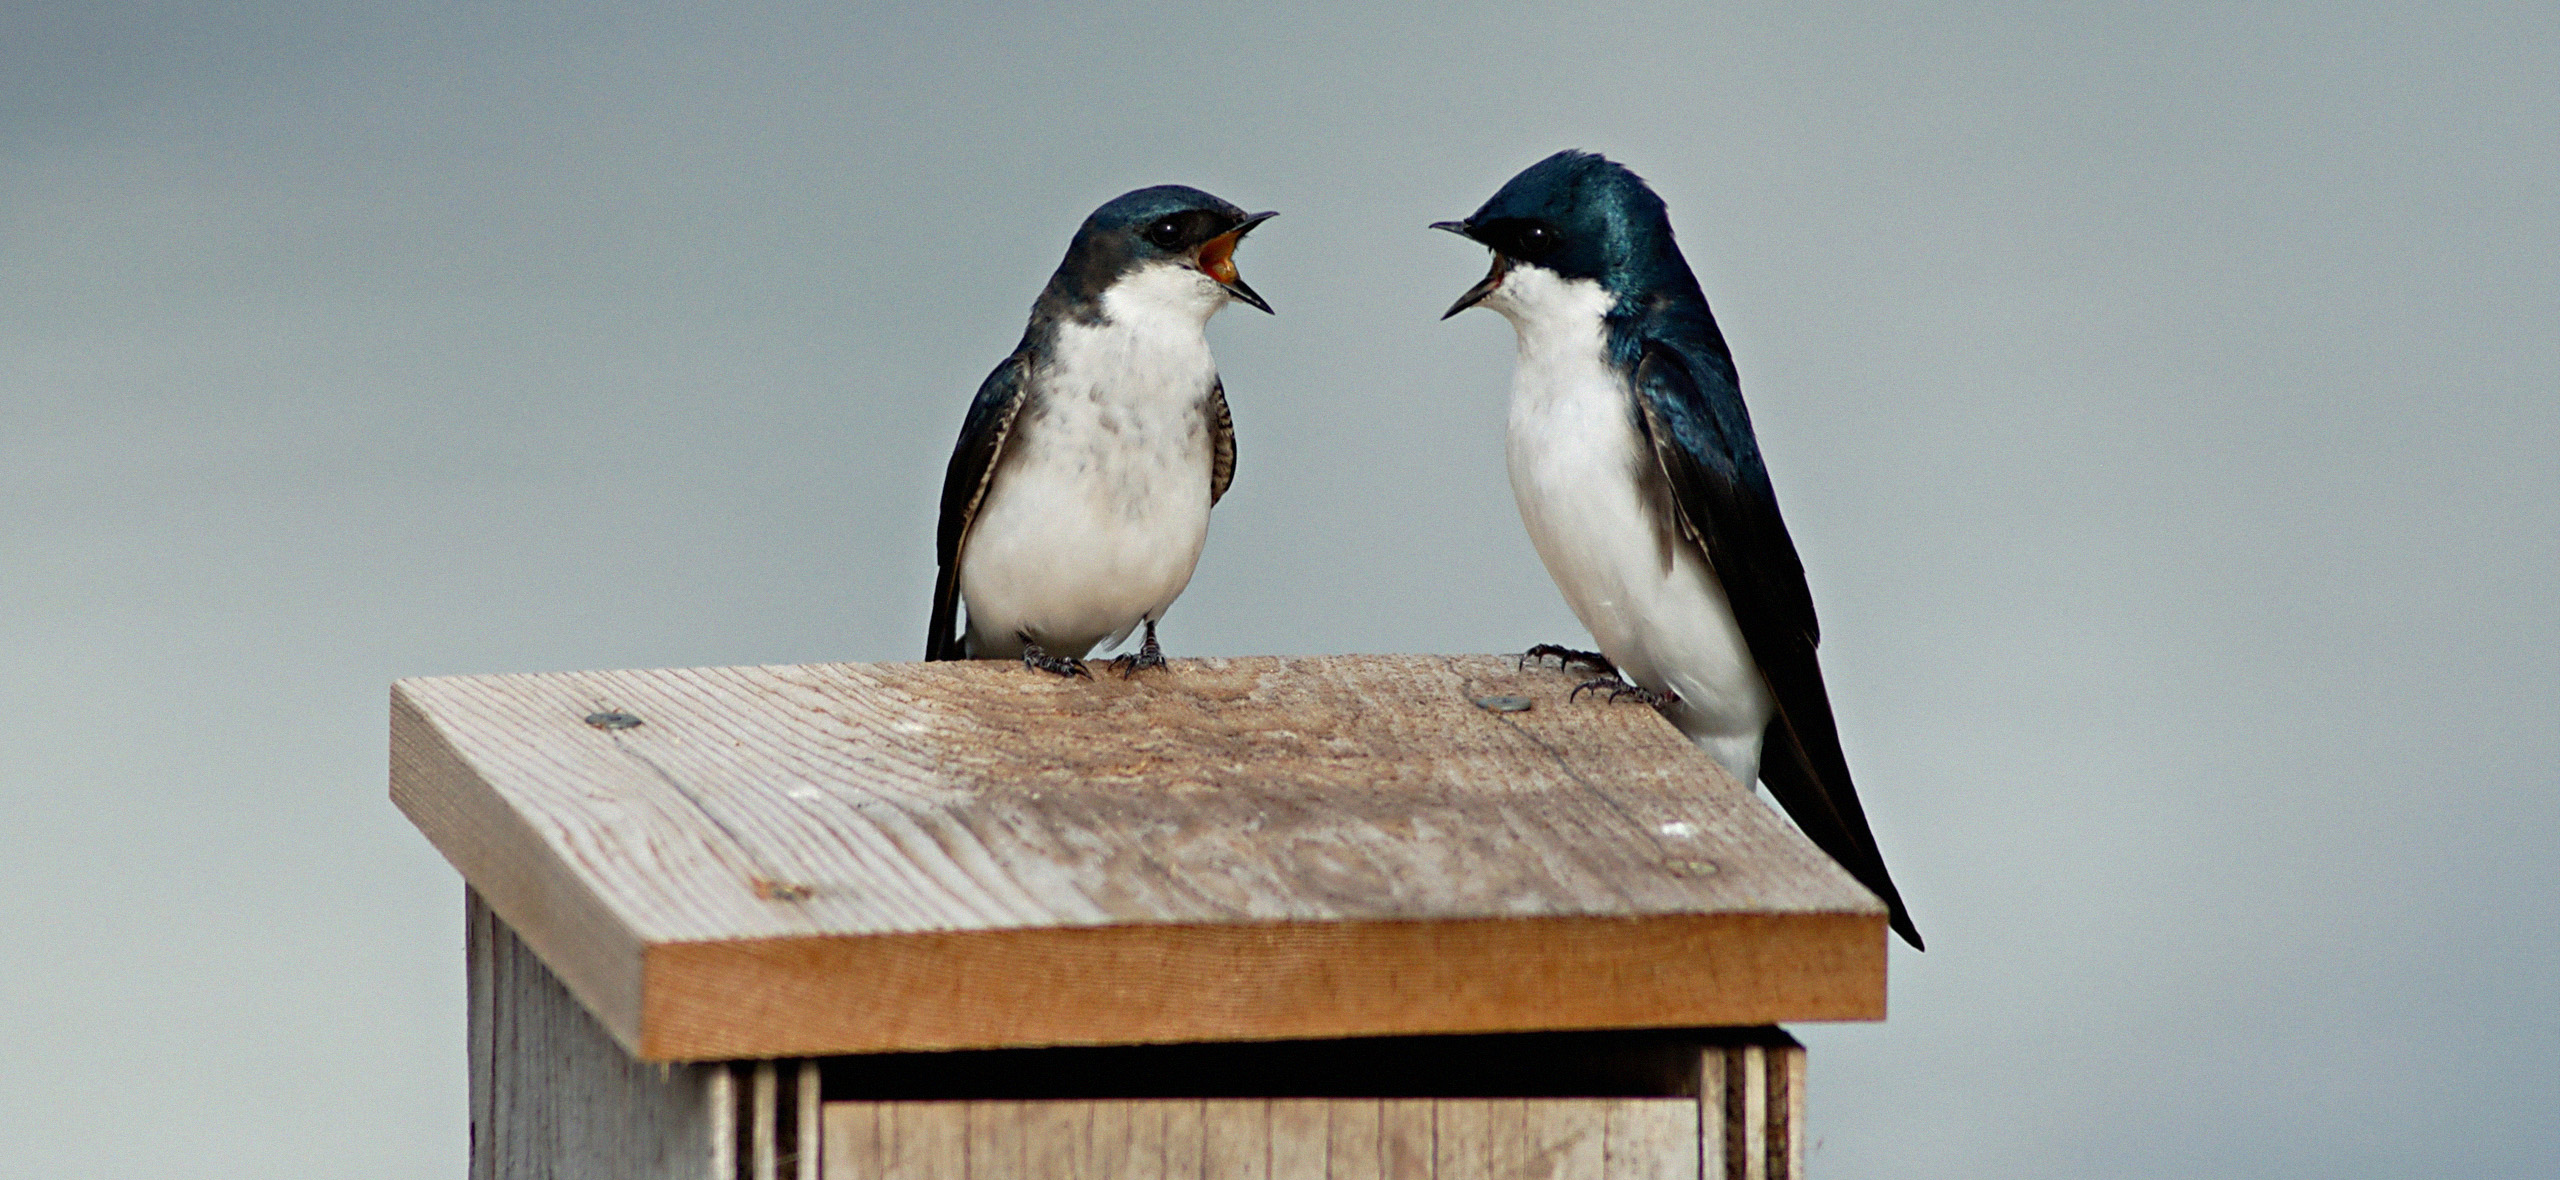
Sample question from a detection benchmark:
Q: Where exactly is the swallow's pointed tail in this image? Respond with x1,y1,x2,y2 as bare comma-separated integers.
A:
925,600,959,661
1759,712,1924,951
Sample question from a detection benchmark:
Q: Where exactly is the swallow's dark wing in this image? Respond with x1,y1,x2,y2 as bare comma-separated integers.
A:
1207,378,1236,507
1629,336,1922,949
926,352,1030,661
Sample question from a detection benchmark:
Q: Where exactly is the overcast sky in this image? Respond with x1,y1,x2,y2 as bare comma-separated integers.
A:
3,4,2554,1177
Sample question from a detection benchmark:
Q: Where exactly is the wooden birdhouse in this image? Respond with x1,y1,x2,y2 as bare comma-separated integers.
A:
390,654,1889,1179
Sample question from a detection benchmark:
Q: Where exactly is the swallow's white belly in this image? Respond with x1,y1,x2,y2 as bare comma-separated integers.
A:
959,299,1219,660
1494,269,1774,783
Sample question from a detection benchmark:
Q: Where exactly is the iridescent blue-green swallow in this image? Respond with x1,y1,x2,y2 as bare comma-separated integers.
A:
1438,151,1921,949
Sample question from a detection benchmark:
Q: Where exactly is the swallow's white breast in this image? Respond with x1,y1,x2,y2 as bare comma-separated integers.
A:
1487,264,1775,783
958,263,1227,659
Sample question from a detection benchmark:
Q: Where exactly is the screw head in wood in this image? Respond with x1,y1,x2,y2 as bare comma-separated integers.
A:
583,711,643,731
1474,695,1534,713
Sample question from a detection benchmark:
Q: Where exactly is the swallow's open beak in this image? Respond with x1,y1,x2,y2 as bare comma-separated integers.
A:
1433,221,1506,319
1199,211,1278,314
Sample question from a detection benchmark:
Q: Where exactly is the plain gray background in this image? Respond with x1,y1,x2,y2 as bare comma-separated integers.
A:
4,3,2553,1176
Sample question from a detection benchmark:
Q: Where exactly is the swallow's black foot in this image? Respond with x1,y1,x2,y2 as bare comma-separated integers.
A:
1521,643,1615,675
1615,683,1678,707
1020,641,1091,679
1109,621,1168,678
1568,675,1677,708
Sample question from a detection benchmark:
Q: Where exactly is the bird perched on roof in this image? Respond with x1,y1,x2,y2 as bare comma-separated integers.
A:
1436,151,1921,949
927,186,1275,677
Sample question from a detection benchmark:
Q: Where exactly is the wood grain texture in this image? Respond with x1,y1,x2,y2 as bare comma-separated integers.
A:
886,1103,969,1180
1167,1101,1209,1180
816,1099,1703,1180
823,1104,872,1180
711,1069,736,1180
1733,1046,1767,1180
1600,1100,1696,1180
1325,1101,1382,1180
1485,1101,1527,1180
467,887,718,1180
1695,1032,1806,1180
1271,1100,1329,1180
1515,1100,1597,1177
796,1037,1776,1179
1378,1102,1433,1180
400,656,1886,1060
1379,1102,1434,1180
801,1062,825,1180
1695,1051,1725,1180
1773,1048,1804,1180
1435,1101,1491,1180
1203,1099,1268,1180
756,1061,782,1180
970,1102,1030,1180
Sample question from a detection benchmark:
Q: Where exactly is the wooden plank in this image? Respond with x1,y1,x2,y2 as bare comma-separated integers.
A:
1734,1047,1766,1180
883,1102,967,1180
466,887,719,1179
645,912,1877,1061
754,1060,781,1180
1023,1100,1091,1179
823,1103,876,1180
1694,1033,1802,1180
1165,1101,1209,1180
815,1099,1714,1180
799,1062,824,1180
468,886,497,1180
399,656,1885,1060
418,697,654,1054
712,1068,737,1180
1378,1101,1434,1180
1270,1100,1330,1180
1436,1101,1492,1180
1771,1047,1804,1180
1091,1101,1142,1180
1327,1100,1383,1180
1130,1102,1173,1180
474,910,1799,1180
1523,1101,1604,1178
1486,1101,1528,1180
1203,1100,1271,1180
1696,1049,1725,1180
968,1102,1030,1180
1599,1101,1695,1180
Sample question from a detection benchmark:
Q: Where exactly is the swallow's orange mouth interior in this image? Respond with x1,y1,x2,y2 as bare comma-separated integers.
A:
1197,230,1243,285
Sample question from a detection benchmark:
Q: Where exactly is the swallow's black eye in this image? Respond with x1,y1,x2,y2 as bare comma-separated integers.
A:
1146,218,1187,250
1516,223,1560,259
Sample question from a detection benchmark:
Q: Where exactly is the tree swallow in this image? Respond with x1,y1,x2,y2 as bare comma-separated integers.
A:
1436,151,1922,949
926,185,1274,678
